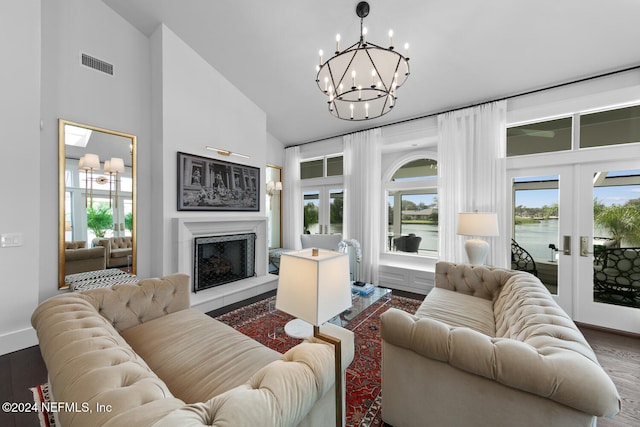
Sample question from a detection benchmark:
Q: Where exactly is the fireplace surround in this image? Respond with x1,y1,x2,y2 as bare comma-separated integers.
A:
175,216,276,312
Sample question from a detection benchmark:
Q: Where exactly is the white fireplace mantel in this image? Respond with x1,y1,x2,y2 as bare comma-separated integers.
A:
174,216,277,312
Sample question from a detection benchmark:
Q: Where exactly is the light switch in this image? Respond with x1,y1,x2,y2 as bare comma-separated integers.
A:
0,233,23,247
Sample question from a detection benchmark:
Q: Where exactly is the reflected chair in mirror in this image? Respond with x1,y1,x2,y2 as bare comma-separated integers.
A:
393,234,422,254
593,247,640,308
511,239,538,277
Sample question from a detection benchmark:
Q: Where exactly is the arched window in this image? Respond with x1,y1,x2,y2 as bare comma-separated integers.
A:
385,157,438,256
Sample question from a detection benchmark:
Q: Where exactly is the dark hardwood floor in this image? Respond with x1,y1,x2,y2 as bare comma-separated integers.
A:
2,291,638,427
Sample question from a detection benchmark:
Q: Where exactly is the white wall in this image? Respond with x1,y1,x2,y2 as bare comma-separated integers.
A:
39,0,152,303
0,0,41,355
151,25,268,276
266,132,285,167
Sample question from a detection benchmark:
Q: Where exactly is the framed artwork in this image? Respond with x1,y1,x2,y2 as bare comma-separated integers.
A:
177,151,260,211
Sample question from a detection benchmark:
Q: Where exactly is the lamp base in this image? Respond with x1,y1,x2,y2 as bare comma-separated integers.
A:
313,326,343,427
464,239,490,265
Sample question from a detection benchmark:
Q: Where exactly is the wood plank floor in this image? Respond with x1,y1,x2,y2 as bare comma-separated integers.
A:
1,297,637,426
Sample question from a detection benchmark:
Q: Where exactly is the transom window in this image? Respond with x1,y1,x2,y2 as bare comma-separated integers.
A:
300,155,343,179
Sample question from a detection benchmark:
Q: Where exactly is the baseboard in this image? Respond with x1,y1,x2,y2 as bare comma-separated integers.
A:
190,274,278,313
0,326,38,356
575,321,640,339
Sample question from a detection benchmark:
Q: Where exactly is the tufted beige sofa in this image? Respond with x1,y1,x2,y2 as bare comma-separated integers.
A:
98,236,133,268
32,274,354,427
64,240,105,274
380,261,620,427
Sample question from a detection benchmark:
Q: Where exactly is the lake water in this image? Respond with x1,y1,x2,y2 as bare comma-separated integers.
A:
395,220,607,261
394,222,559,258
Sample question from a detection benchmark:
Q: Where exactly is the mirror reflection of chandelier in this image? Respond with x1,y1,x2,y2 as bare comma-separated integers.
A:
78,153,100,207
104,157,125,208
315,1,410,121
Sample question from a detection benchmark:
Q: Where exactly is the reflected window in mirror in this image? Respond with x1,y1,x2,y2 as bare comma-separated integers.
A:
58,119,137,289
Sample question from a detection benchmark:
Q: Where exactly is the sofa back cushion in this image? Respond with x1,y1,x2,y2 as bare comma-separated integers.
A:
80,274,190,332
435,262,514,302
110,236,133,249
65,240,86,249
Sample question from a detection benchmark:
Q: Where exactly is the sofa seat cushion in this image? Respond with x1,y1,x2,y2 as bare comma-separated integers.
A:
110,247,132,259
416,287,496,337
121,308,282,404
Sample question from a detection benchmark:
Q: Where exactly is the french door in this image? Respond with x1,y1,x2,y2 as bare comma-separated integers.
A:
574,159,640,333
509,150,640,333
302,186,344,235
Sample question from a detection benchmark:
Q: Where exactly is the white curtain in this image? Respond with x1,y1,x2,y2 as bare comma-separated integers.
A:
437,100,509,267
283,146,302,250
343,128,382,284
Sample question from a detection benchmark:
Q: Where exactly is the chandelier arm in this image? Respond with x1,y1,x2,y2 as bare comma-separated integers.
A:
364,49,387,92
334,51,359,97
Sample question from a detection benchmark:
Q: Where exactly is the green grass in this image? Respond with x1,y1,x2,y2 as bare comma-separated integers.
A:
514,216,540,225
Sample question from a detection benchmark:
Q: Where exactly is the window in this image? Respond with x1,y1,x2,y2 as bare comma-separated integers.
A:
580,104,640,148
300,155,343,179
385,158,438,255
507,117,572,156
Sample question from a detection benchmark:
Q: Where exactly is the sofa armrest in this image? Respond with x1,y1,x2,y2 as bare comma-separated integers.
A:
79,274,190,332
380,308,620,417
153,341,336,427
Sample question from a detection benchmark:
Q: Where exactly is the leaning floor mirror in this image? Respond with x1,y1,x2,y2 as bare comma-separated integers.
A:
58,119,137,289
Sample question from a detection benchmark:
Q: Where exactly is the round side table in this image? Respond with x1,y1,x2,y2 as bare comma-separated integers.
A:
284,318,314,339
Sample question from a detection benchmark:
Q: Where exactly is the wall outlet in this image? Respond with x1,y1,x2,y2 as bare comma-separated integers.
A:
0,233,23,247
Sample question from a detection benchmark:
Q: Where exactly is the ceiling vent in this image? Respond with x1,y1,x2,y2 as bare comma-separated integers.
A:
81,53,113,76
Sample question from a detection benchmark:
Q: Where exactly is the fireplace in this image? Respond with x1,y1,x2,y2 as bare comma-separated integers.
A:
193,233,256,292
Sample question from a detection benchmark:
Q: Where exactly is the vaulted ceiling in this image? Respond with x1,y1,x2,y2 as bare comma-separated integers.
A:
103,0,640,146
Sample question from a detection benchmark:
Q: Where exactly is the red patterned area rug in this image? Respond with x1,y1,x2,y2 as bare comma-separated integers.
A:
214,294,421,427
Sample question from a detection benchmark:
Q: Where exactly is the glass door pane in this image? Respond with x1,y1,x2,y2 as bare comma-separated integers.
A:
592,168,640,309
512,175,560,295
303,191,320,234
329,189,343,235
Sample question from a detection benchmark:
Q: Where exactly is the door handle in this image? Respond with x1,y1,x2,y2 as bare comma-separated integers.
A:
562,235,571,255
580,236,593,257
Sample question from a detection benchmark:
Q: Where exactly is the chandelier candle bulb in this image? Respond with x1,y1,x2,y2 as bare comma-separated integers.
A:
351,70,356,89
404,42,410,58
335,34,340,53
388,29,394,48
358,85,362,100
318,49,323,65
362,27,367,43
324,76,328,92
350,103,354,119
365,102,369,118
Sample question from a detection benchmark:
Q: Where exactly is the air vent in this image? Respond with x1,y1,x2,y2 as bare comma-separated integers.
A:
81,53,113,76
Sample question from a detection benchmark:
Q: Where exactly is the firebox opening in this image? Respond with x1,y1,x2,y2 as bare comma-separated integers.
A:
193,233,256,292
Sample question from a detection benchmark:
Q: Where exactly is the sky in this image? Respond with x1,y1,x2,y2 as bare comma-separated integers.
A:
516,185,640,208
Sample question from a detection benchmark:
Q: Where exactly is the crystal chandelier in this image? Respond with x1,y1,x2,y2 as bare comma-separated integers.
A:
316,1,410,121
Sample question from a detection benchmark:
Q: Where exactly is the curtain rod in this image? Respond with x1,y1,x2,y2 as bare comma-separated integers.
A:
289,63,640,148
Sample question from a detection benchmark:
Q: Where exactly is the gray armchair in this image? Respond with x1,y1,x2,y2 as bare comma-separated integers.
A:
393,234,422,253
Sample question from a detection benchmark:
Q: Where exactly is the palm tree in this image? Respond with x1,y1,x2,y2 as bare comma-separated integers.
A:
594,201,640,247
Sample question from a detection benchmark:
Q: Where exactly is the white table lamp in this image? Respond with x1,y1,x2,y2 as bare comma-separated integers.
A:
276,248,351,427
457,212,499,265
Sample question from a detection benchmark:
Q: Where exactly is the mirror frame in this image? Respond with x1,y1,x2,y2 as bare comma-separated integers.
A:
266,164,283,248
58,119,137,289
